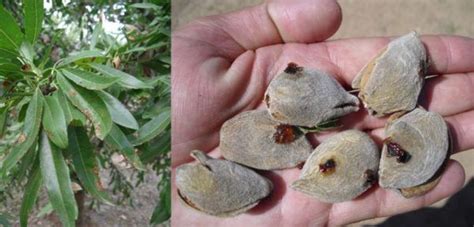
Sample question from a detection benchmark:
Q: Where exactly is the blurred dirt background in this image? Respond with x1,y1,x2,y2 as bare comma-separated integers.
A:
172,0,474,226
2,168,161,227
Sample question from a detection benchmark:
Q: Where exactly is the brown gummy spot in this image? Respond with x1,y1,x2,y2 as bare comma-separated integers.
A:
364,169,377,187
319,159,336,174
384,138,411,163
273,124,297,144
284,62,303,74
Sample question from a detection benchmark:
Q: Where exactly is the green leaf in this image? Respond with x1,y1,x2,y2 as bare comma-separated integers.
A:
0,88,43,178
58,50,104,66
97,91,138,130
24,0,44,44
19,42,35,63
39,131,77,227
54,90,73,125
150,180,171,224
159,55,170,65
68,126,114,205
70,107,87,126
105,124,145,170
123,42,167,54
0,47,17,59
20,160,42,227
90,23,102,49
130,3,160,10
0,6,24,50
131,110,170,146
0,62,20,73
61,68,120,90
88,63,152,89
13,142,38,183
0,107,7,137
43,95,68,148
139,131,170,164
298,118,342,133
56,72,112,139
36,202,53,218
55,89,86,126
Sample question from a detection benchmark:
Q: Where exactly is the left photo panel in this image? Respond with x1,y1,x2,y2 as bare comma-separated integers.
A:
0,0,170,226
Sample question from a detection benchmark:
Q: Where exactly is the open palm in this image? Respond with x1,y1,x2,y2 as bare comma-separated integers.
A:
171,0,473,225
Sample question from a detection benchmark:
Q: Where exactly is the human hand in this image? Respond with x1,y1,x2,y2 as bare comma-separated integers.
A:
171,0,473,225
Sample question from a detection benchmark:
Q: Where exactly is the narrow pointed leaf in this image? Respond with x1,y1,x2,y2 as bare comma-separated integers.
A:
0,6,24,50
20,160,42,227
90,23,102,49
43,95,68,148
0,107,7,136
19,42,35,63
70,107,87,126
39,132,77,227
55,90,86,126
14,142,38,183
56,73,112,139
130,3,160,10
131,110,170,146
139,131,170,164
0,47,18,59
24,0,44,44
58,50,104,66
97,91,138,130
54,90,73,125
68,126,113,205
150,181,171,224
105,124,145,170
0,89,43,177
61,68,120,90
89,63,152,89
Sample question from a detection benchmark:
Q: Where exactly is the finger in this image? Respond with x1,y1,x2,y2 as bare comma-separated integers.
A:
322,35,474,84
259,35,473,89
328,160,465,226
267,0,342,43
445,110,474,152
420,72,474,116
174,0,342,59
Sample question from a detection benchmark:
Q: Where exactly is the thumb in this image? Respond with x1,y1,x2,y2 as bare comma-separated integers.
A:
175,0,342,58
